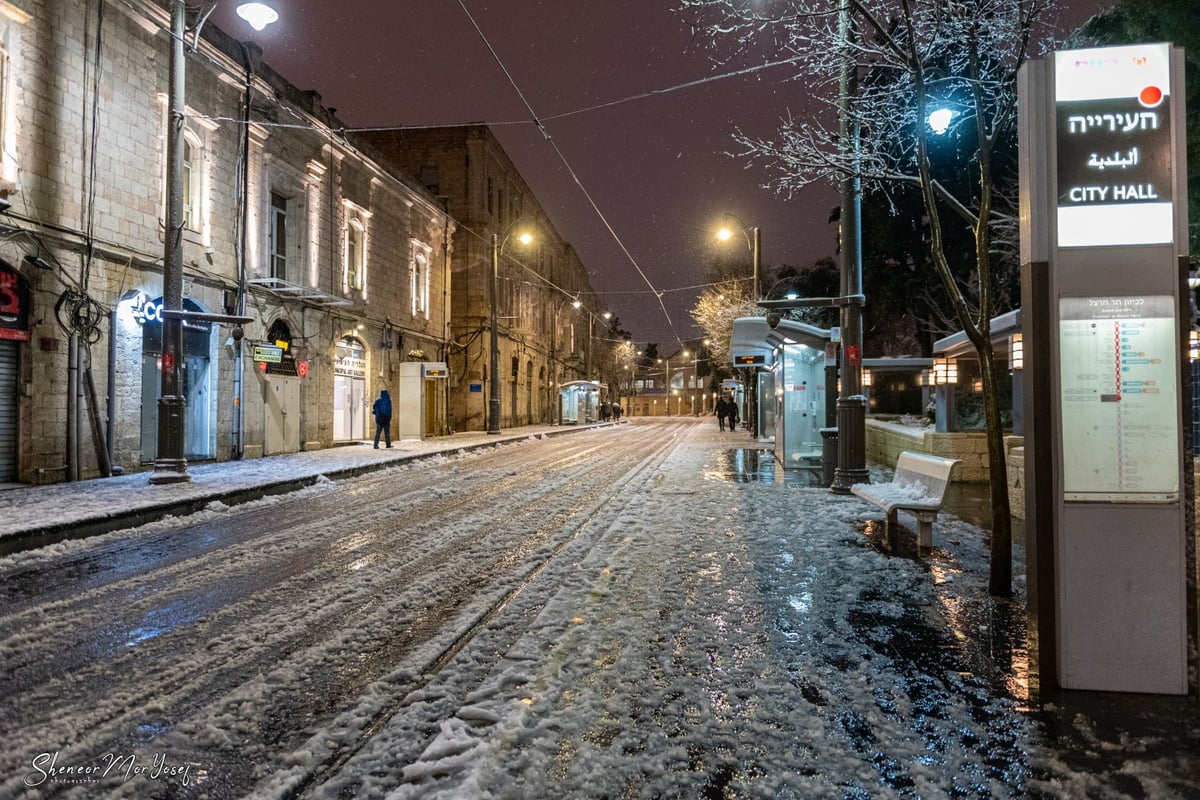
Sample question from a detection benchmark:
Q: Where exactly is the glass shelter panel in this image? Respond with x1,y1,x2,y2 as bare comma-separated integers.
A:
777,344,825,466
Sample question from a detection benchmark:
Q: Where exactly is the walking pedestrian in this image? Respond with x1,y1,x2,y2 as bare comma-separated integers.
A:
612,402,622,422
728,397,740,433
714,396,729,431
372,389,392,449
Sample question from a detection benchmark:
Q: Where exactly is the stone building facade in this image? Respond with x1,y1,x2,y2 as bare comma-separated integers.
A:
358,125,610,432
0,0,454,484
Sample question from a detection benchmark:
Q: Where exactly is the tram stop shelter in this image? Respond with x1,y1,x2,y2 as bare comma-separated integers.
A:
559,380,607,424
730,317,834,468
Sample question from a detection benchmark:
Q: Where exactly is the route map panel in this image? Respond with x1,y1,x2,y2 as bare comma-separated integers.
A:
1059,295,1179,502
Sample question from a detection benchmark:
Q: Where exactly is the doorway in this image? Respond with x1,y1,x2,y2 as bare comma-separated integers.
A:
139,298,215,463
333,336,366,441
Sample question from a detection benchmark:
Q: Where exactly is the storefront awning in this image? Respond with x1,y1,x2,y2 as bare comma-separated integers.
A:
248,277,353,308
731,316,833,367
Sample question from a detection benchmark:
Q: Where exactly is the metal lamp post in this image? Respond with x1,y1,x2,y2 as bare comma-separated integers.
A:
829,0,869,493
151,0,270,484
718,217,761,435
150,0,190,484
717,215,761,304
489,225,532,434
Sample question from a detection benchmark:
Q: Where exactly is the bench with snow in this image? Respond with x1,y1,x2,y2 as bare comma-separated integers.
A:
850,451,962,549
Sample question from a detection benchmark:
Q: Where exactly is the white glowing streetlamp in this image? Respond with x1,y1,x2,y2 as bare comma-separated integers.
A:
928,107,956,135
236,1,279,31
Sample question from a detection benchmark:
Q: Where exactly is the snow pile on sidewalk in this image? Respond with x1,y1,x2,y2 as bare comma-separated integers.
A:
305,437,1045,799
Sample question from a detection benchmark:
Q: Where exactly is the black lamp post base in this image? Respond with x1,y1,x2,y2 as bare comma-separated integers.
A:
829,395,868,494
150,459,191,484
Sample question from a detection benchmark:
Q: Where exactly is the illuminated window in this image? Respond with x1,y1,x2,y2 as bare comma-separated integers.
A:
411,243,431,318
269,192,289,281
345,218,365,290
181,131,203,232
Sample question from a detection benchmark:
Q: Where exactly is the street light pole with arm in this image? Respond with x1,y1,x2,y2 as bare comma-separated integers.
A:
151,0,267,484
717,214,761,305
717,216,761,437
489,225,533,435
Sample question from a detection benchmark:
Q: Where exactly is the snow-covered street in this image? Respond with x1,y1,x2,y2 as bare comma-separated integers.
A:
2,419,1198,799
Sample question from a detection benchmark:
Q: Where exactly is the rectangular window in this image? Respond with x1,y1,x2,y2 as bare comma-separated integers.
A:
270,192,288,281
181,138,194,230
346,218,365,290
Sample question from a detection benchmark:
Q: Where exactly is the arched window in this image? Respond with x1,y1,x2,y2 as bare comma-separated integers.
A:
341,200,371,294
411,245,431,317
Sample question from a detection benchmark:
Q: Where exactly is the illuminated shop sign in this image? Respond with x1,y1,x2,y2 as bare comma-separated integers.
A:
132,295,164,324
0,261,31,341
131,295,210,330
1055,43,1173,247
253,344,284,363
334,355,366,379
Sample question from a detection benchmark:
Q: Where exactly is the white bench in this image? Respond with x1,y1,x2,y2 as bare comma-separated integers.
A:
851,451,961,549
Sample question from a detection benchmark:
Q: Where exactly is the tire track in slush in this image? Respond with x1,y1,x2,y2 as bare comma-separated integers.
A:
0,421,695,800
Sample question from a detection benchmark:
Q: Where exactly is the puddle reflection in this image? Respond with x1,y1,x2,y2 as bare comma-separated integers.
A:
705,449,825,488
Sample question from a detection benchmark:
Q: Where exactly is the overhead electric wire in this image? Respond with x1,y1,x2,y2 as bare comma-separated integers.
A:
456,0,683,346
538,55,806,122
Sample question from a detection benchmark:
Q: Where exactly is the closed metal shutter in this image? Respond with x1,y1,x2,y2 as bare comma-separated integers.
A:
0,342,17,482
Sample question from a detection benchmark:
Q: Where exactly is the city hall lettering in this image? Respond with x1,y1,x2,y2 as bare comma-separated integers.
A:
1058,100,1169,209
1067,184,1158,203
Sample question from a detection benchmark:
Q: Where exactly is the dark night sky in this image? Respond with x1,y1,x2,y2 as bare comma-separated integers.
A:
208,0,1102,348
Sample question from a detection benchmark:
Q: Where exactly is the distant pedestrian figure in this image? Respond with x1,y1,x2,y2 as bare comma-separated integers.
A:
611,402,622,422
372,389,392,449
599,401,611,422
727,396,740,432
714,396,729,431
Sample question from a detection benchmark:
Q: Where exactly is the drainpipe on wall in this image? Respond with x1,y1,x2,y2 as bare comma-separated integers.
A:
67,334,79,481
232,43,254,459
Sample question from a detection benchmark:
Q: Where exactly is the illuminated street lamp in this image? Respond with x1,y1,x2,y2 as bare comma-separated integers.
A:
489,225,533,434
717,214,761,302
927,107,957,135
236,0,279,30
584,309,612,381
152,0,271,484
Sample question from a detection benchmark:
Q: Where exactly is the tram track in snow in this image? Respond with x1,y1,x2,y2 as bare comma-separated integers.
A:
0,420,697,799
282,423,691,798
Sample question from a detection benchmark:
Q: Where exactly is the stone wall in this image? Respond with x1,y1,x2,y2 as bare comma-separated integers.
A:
865,419,991,482
1007,443,1025,519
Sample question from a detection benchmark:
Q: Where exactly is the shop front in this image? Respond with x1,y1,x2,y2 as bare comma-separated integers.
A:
136,296,217,464
333,335,367,442
0,260,31,482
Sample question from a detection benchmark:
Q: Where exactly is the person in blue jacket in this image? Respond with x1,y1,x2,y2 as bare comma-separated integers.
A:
372,389,392,449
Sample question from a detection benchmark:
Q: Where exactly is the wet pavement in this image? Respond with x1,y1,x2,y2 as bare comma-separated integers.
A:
3,422,1198,798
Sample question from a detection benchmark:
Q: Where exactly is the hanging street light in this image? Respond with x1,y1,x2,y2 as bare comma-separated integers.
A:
236,1,279,31
489,225,533,434
152,0,273,484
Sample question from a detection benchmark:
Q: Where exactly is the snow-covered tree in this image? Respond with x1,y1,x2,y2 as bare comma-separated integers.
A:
681,0,1063,596
690,278,755,375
